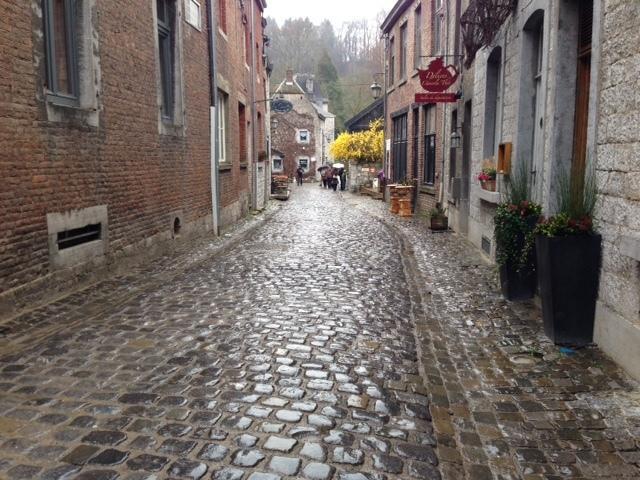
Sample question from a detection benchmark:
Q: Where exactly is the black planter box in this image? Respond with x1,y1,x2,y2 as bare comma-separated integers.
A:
500,261,537,301
535,234,602,346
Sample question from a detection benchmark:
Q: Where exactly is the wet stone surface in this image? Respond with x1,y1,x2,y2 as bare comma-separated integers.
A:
351,193,640,480
1,185,638,479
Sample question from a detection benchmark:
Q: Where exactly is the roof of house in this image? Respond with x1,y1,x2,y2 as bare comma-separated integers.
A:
312,103,335,120
344,99,384,132
274,77,305,95
381,0,414,33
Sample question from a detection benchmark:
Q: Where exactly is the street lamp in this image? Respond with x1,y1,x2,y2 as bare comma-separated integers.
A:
370,81,382,100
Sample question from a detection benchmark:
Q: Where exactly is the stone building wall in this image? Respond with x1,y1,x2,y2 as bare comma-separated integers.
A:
593,0,640,380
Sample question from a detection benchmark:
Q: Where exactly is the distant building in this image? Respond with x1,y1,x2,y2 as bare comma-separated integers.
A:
271,70,335,180
344,99,384,133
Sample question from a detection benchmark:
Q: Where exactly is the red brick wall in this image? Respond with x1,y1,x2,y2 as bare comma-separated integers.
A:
0,0,267,303
384,0,444,214
215,0,268,216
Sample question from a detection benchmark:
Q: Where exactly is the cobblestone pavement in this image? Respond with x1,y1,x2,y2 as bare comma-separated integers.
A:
1,186,639,480
0,186,438,480
347,194,640,480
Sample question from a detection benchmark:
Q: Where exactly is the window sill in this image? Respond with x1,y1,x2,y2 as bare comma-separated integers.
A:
420,185,436,195
240,163,249,169
46,92,80,109
160,119,185,137
218,163,232,172
477,187,501,204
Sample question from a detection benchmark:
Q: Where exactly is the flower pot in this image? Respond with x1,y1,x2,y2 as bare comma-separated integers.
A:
498,215,539,301
430,216,448,231
535,234,602,346
481,179,496,192
500,261,537,301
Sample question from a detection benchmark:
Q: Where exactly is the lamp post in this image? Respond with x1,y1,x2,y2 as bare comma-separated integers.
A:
370,81,382,100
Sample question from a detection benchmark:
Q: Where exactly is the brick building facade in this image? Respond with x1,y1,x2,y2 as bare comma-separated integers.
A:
271,71,335,181
0,0,269,316
382,0,445,214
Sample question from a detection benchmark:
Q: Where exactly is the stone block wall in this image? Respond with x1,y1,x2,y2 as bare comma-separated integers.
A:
593,0,640,380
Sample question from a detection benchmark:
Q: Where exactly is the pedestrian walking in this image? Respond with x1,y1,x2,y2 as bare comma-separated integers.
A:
331,168,338,192
296,166,304,186
325,168,334,190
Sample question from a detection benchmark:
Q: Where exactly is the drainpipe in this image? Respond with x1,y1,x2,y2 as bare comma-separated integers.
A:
383,33,389,188
439,0,451,206
250,0,258,211
206,0,221,235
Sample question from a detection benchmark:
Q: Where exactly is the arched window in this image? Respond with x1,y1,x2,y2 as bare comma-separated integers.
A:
483,47,502,159
518,10,545,196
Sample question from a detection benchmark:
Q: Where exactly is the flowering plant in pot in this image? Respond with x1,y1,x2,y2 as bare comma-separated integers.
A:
477,162,497,191
494,162,542,300
534,169,600,347
428,203,448,231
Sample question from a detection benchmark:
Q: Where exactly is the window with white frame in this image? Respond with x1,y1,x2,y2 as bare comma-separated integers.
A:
298,157,310,172
185,0,201,29
272,157,283,172
297,129,310,144
217,90,228,163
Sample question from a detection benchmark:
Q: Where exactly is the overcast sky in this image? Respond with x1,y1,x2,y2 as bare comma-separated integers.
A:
265,0,393,27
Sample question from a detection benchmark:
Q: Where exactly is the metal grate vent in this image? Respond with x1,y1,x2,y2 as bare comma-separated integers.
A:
481,235,492,255
57,223,102,250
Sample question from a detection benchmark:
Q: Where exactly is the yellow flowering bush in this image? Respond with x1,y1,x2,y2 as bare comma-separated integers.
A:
330,119,383,165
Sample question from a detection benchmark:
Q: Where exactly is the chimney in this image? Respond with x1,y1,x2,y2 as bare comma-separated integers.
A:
322,100,329,112
286,69,294,83
306,78,314,94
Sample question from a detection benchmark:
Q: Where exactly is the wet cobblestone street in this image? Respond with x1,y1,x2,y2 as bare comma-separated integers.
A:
0,185,639,480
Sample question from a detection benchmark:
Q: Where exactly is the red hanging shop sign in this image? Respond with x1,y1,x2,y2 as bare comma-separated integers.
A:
415,57,460,103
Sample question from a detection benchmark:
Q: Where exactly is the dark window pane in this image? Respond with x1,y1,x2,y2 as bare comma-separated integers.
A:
157,0,167,23
53,0,71,94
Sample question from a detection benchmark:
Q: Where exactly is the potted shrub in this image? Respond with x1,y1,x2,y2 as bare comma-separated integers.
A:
535,170,601,347
494,162,542,300
478,162,497,192
428,203,448,231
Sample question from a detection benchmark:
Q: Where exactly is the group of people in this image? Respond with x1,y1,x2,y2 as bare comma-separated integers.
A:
294,165,346,192
320,166,346,192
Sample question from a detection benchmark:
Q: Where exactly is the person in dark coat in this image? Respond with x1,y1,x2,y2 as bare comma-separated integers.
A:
296,166,304,186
